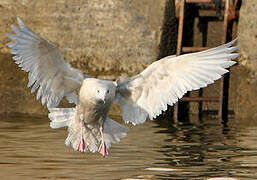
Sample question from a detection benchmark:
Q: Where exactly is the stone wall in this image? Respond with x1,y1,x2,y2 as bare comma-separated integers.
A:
0,0,166,114
1,0,166,77
238,0,257,75
235,0,257,120
0,0,256,120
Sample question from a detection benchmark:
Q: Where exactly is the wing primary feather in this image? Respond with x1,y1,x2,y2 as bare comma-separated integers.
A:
7,18,84,108
17,17,41,40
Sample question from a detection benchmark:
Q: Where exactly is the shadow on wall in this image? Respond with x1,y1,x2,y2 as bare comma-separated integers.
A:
157,0,177,60
0,52,48,115
156,0,177,123
157,1,197,122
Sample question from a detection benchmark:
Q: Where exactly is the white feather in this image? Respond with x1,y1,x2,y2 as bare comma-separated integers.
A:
103,117,129,149
6,18,84,108
115,40,239,125
48,108,75,129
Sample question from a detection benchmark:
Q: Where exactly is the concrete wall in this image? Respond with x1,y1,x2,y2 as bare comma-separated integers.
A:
0,0,256,120
238,0,257,74
0,0,166,114
1,0,166,77
235,0,257,120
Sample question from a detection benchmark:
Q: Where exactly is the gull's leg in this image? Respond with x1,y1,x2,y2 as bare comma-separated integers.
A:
98,125,108,156
77,120,86,152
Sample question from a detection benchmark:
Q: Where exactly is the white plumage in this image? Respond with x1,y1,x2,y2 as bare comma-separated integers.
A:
6,18,239,156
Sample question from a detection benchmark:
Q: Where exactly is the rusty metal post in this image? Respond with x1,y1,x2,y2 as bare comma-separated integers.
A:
173,0,237,122
182,46,210,52
174,0,185,122
176,0,185,56
186,0,212,3
218,0,229,120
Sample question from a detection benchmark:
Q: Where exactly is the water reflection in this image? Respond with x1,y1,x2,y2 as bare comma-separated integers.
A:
0,113,257,179
154,116,257,179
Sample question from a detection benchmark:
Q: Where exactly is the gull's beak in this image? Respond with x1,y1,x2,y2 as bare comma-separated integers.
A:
102,93,109,104
100,97,106,104
98,98,105,104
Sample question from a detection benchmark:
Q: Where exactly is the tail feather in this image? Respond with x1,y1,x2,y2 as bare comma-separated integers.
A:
103,117,129,149
48,108,129,153
48,108,75,129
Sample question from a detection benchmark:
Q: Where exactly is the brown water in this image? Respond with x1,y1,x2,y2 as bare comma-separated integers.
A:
0,113,257,180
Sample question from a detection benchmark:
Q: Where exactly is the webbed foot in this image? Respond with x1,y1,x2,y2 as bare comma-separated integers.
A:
98,125,108,156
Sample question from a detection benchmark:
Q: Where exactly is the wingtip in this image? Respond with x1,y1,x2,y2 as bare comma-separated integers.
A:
228,38,238,47
5,41,14,48
17,17,22,24
234,44,240,49
232,38,238,44
236,45,240,51
223,38,238,48
17,17,25,28
10,24,19,33
6,33,16,40
233,52,240,59
10,24,16,29
232,37,238,41
231,61,237,66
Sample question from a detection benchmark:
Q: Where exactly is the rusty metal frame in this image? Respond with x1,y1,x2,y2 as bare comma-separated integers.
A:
218,0,229,119
174,0,238,122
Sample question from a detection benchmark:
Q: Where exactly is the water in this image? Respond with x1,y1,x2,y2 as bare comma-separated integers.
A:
0,113,257,180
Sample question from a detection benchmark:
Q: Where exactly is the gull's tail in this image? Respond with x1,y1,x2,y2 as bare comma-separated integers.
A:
48,108,129,154
103,117,129,149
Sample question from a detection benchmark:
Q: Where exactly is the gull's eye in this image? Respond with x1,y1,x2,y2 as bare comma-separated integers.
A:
107,90,110,94
97,90,100,93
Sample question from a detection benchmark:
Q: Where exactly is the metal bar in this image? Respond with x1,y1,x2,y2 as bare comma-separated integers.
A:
185,0,212,3
176,0,185,56
174,0,234,121
181,97,219,102
198,88,203,119
186,0,226,3
174,0,185,122
174,102,179,123
222,0,229,46
198,18,208,120
218,0,229,120
199,9,220,17
182,46,211,52
234,0,238,7
175,0,181,11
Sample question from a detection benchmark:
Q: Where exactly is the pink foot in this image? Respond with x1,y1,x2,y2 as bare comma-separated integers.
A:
77,121,86,152
77,137,86,152
98,126,109,156
98,140,108,156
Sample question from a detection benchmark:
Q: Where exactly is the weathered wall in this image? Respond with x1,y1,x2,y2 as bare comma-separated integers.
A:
235,0,257,120
0,0,166,114
1,0,166,77
238,0,257,74
0,0,256,119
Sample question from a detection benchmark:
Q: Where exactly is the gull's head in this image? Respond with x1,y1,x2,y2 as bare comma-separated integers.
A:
96,87,111,104
80,78,116,105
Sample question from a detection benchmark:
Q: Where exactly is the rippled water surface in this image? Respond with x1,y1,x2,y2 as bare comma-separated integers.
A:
1,113,257,180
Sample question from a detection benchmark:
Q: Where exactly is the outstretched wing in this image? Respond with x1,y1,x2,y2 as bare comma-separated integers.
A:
115,39,239,125
6,18,84,108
